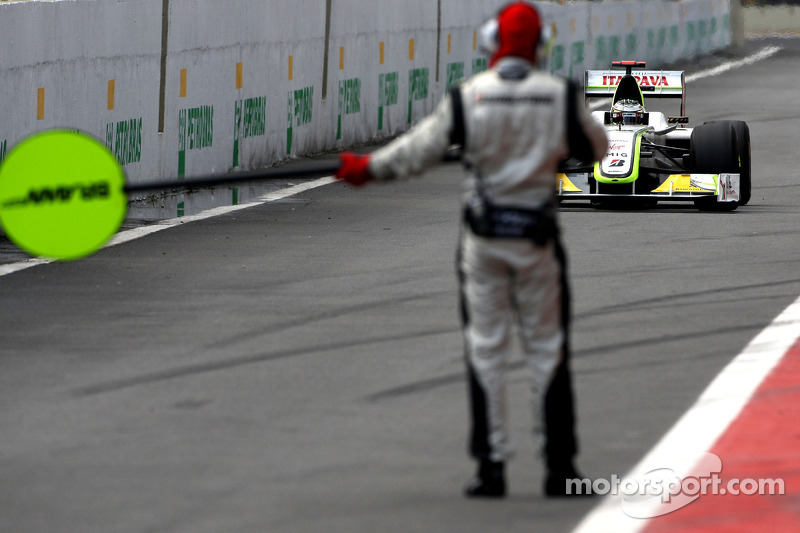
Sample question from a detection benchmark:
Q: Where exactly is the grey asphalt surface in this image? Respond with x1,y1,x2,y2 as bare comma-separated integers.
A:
2,38,800,533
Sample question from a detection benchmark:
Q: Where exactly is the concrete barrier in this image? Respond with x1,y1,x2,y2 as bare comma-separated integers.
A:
743,3,800,34
0,0,734,189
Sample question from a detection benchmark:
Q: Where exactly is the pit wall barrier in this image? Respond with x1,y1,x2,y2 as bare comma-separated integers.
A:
0,0,733,189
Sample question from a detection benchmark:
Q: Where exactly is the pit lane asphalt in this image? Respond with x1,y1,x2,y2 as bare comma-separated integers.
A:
1,38,799,533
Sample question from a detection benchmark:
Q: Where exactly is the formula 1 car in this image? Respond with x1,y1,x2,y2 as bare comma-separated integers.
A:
557,61,751,210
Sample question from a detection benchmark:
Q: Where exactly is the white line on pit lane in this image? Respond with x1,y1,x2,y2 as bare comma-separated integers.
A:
571,293,800,532
0,176,336,277
685,45,782,83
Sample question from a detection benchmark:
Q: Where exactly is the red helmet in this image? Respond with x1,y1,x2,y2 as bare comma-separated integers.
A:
480,2,543,67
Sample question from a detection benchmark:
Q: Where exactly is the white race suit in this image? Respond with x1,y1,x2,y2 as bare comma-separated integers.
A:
367,56,608,468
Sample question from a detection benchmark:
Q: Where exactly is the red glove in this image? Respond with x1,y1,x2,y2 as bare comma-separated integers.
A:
336,152,374,187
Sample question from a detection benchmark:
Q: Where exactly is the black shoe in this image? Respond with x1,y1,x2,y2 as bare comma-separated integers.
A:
544,468,593,498
464,460,506,498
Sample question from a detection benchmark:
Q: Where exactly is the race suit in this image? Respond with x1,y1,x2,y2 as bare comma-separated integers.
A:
367,57,608,468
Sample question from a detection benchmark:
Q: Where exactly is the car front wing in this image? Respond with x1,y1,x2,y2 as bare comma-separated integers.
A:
556,172,741,203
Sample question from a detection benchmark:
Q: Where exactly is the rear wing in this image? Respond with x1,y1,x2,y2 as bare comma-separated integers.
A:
585,64,686,115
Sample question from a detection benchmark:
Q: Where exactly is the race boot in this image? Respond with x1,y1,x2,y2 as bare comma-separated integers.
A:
544,461,592,497
464,460,506,498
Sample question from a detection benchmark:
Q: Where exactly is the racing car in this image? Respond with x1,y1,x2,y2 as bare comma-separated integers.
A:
558,60,751,211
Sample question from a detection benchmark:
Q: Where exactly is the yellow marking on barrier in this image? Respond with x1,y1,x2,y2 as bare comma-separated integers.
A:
107,80,115,110
339,46,344,70
236,62,243,89
447,34,451,55
288,55,293,80
569,18,576,35
472,31,477,51
37,88,45,120
409,38,415,61
379,42,385,65
179,68,187,97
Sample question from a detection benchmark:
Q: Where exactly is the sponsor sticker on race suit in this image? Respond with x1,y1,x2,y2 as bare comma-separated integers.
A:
601,131,636,176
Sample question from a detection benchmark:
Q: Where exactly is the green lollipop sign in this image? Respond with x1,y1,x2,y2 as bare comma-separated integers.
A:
0,130,127,261
0,129,344,261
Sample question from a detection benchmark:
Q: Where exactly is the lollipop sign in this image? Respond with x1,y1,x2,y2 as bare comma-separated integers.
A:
0,129,341,261
0,130,127,261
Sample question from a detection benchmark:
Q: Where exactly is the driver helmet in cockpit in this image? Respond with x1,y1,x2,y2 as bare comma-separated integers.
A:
611,99,646,126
